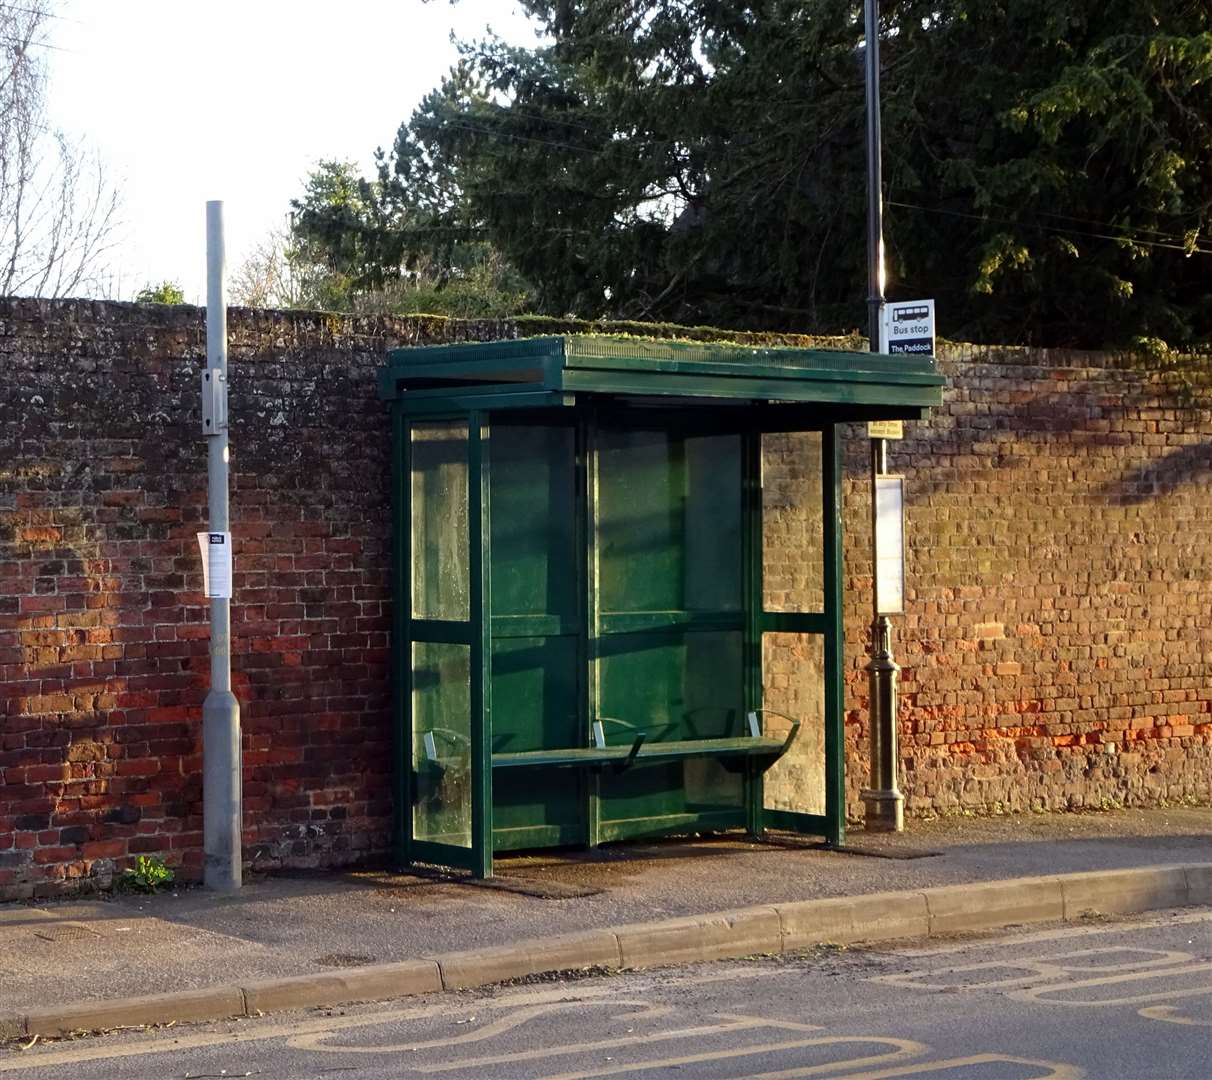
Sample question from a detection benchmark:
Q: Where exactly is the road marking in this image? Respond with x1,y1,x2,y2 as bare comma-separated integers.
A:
285,999,673,1056
416,1015,829,1074
873,947,1194,992
290,1006,824,1068
1010,961,1212,1008
0,988,620,1073
810,1052,1083,1080
0,994,1087,1080
873,922,1212,1029
1138,1003,1212,1028
535,1033,926,1080
0,1010,436,1073
884,909,1212,958
412,1017,780,1073
1024,946,1192,973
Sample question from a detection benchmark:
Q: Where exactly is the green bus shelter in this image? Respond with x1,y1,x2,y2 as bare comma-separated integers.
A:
380,335,943,877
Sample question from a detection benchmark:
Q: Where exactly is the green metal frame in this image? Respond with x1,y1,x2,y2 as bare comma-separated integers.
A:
397,411,494,875
471,412,493,877
387,335,941,875
742,428,764,835
380,336,944,411
390,402,407,864
585,411,604,849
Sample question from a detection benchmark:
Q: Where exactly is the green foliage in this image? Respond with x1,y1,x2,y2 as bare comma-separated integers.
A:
294,1,1212,348
135,281,185,305
122,855,174,893
884,1,1212,347
286,159,532,318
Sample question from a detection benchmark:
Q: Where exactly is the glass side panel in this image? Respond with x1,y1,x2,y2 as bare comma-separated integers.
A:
411,420,470,621
490,636,583,841
762,432,824,613
762,632,826,816
489,423,577,618
489,423,584,844
411,641,473,848
598,429,741,613
598,630,745,823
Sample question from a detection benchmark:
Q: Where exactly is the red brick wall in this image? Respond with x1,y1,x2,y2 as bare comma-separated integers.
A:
1,302,1208,898
840,345,1212,818
0,300,511,899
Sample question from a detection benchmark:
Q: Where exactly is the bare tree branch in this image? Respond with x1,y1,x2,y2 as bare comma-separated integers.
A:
229,225,309,309
0,1,122,297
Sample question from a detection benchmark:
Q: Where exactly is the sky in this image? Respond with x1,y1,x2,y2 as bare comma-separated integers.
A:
43,0,540,303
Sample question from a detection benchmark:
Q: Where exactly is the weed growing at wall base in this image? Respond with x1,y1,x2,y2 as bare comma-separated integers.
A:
122,856,174,894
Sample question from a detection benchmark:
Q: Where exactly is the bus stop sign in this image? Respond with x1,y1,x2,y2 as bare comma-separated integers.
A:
881,299,935,356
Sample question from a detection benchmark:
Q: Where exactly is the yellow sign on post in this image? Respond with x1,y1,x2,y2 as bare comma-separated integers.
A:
867,420,904,439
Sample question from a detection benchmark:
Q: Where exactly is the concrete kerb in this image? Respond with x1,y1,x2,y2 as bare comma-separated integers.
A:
242,959,443,1016
1184,864,1212,905
776,890,929,949
613,906,783,969
6,864,1211,1040
923,876,1064,937
1059,864,1190,919
436,930,622,990
23,986,247,1039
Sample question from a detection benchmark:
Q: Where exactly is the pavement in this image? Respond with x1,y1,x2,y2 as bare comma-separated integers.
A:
1,806,1209,1040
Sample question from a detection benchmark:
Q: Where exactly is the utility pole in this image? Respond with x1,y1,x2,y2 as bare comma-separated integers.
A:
861,0,904,832
202,201,243,889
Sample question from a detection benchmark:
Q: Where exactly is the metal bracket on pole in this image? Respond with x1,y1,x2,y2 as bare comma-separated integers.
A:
201,369,228,435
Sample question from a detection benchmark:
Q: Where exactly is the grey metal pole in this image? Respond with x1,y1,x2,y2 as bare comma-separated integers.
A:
861,0,904,832
863,0,885,354
202,200,242,889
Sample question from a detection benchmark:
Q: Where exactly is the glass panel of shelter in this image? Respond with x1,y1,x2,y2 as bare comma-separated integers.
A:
594,423,748,840
404,411,836,869
759,431,829,826
407,419,476,857
411,420,470,622
487,417,585,851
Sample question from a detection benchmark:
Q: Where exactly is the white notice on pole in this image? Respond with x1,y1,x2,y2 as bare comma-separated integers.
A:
874,477,905,615
197,531,233,599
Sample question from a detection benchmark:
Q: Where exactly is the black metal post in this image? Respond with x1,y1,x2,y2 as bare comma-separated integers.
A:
861,0,904,832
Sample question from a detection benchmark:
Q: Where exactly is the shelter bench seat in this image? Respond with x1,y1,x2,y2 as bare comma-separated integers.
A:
490,712,800,775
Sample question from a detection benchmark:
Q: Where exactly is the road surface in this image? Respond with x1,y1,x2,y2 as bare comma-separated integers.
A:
3,906,1209,1078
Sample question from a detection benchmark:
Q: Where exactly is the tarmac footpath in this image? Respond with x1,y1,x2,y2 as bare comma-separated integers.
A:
1,807,1209,1040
